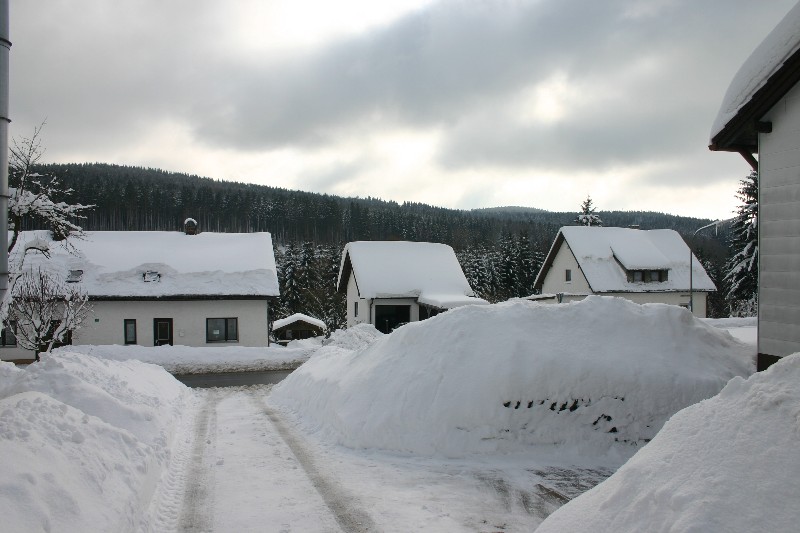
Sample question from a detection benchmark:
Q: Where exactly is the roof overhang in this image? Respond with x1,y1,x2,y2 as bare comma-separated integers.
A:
709,47,800,157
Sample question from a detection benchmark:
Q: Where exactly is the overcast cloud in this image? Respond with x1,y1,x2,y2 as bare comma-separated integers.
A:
9,0,798,218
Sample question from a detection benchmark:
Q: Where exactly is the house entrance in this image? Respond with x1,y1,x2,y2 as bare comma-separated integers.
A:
374,305,410,334
153,318,173,346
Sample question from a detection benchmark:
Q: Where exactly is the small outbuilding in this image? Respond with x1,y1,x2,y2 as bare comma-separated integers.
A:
337,241,487,333
533,226,716,317
272,313,327,345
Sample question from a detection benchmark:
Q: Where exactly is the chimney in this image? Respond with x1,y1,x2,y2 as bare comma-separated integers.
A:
184,218,198,235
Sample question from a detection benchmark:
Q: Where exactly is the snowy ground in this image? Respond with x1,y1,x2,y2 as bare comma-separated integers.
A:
0,299,769,532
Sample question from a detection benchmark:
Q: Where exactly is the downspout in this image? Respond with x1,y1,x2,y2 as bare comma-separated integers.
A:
0,0,9,311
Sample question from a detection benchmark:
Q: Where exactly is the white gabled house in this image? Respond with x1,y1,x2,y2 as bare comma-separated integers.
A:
533,226,716,317
337,241,487,333
0,226,279,360
709,2,800,370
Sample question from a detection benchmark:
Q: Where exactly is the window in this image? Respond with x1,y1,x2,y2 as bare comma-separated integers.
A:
66,269,83,283
1,322,16,347
354,301,359,317
565,269,572,282
124,319,137,345
633,270,644,282
206,318,238,343
142,270,161,282
628,269,668,283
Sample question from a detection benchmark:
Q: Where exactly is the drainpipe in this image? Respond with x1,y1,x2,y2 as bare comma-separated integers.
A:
0,0,9,311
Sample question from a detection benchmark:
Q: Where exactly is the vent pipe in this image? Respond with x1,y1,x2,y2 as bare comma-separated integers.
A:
0,0,10,309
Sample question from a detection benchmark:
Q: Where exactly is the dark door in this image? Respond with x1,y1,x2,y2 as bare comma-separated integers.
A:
153,318,173,346
374,305,411,334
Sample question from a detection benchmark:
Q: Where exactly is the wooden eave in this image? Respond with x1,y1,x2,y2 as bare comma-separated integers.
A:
336,251,353,294
709,47,800,154
88,294,272,302
533,231,565,291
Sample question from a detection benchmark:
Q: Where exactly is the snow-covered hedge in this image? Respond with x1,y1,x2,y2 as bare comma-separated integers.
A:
270,297,753,456
0,352,192,532
536,353,800,533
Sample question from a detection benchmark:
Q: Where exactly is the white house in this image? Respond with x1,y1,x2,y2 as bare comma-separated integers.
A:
533,226,716,317
709,2,800,369
0,227,280,360
337,241,487,333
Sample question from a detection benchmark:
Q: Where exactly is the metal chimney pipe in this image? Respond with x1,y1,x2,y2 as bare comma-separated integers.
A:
0,0,9,307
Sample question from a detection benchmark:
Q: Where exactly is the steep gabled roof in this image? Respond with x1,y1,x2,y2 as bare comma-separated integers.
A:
16,230,280,298
336,241,487,308
710,1,800,153
534,227,716,293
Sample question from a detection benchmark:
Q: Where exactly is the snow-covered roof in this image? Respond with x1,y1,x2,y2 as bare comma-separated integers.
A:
536,227,716,293
337,241,487,308
710,2,800,148
273,313,327,331
15,230,280,298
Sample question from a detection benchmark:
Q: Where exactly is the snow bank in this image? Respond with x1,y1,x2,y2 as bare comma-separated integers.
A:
0,352,192,532
537,353,800,533
322,323,384,351
57,343,312,374
270,297,752,457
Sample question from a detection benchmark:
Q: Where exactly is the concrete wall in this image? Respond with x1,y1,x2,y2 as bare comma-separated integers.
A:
759,82,800,358
1,298,270,360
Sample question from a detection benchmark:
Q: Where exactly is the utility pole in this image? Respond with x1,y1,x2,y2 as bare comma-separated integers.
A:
0,0,8,309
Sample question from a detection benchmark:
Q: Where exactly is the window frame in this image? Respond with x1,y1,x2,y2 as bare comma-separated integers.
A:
124,319,137,345
354,301,359,317
565,269,572,283
206,317,239,343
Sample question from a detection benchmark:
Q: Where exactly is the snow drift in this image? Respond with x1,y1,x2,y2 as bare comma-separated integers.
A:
270,297,753,457
0,352,192,532
536,353,800,533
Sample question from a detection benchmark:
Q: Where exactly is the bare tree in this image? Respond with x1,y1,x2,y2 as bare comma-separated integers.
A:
7,268,90,361
8,123,93,252
0,124,93,325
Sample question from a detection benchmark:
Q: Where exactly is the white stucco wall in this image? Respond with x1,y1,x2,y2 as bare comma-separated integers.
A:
73,299,270,347
759,81,800,358
541,241,592,295
346,271,369,327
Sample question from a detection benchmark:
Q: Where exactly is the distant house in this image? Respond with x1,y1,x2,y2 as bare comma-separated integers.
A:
337,241,487,333
0,224,279,361
272,313,326,345
709,2,800,369
533,226,715,317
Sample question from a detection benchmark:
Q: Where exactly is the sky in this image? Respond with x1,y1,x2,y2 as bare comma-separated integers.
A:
9,0,798,220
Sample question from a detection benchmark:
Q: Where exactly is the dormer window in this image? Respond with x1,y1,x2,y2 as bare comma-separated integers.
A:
143,270,161,282
628,269,668,283
66,269,84,283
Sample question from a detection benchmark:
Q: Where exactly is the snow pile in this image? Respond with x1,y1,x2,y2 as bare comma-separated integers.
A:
270,297,752,456
537,354,800,533
322,322,384,351
57,344,313,374
0,352,192,532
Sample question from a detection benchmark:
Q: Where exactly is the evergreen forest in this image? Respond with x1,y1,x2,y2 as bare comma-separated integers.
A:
31,163,733,327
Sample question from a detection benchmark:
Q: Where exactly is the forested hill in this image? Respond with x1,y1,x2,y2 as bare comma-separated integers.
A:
33,162,731,320
38,162,714,248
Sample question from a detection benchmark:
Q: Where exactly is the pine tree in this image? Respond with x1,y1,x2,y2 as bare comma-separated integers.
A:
724,170,758,316
575,195,603,226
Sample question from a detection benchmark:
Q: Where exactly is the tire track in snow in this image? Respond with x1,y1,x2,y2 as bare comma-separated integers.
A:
139,393,201,533
252,395,377,533
176,388,220,532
